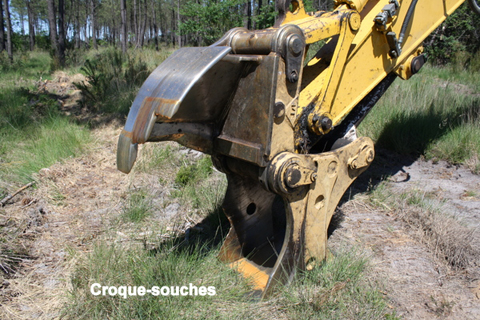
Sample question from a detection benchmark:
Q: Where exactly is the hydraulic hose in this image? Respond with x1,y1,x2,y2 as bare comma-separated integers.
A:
398,0,419,46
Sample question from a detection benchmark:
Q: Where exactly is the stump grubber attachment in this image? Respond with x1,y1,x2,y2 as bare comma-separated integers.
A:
117,0,473,297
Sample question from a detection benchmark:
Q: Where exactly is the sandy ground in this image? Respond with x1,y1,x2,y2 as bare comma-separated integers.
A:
330,149,480,319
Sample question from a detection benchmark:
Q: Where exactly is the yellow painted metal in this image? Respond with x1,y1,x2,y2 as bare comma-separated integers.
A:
282,9,342,44
394,47,424,80
287,0,466,128
281,0,312,25
228,258,269,291
307,11,358,135
334,0,369,11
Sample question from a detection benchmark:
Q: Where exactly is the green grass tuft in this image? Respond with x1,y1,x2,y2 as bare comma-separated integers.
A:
0,51,91,187
65,242,253,319
64,242,391,319
1,116,90,184
175,157,213,187
359,64,480,167
122,190,152,223
279,249,392,319
74,47,175,115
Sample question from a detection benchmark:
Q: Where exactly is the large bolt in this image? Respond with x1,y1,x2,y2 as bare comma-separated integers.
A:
320,116,333,133
285,165,302,188
411,55,426,74
288,35,304,56
349,12,361,31
311,114,333,134
366,149,374,163
349,159,358,170
289,70,299,82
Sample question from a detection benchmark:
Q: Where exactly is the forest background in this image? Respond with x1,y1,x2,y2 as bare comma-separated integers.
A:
0,0,479,69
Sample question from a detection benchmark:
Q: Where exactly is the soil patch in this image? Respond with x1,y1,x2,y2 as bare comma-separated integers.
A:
330,148,480,319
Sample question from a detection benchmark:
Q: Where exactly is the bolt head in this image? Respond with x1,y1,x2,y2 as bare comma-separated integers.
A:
320,116,333,133
349,12,361,31
289,35,304,56
366,149,374,163
289,70,298,82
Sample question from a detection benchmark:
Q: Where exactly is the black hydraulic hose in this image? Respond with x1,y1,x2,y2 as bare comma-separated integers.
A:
398,0,419,47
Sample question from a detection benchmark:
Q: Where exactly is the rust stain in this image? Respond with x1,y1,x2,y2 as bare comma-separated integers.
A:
151,97,178,120
131,96,181,143
145,96,178,106
120,129,133,139
131,98,156,144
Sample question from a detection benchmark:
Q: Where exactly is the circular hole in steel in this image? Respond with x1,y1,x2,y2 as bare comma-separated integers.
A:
246,202,256,215
289,0,300,13
306,257,317,271
315,195,325,210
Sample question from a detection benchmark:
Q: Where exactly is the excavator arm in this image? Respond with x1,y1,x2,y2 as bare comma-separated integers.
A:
117,0,475,298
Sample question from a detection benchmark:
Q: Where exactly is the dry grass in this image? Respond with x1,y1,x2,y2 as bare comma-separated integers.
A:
369,184,479,269
395,201,478,269
0,123,127,319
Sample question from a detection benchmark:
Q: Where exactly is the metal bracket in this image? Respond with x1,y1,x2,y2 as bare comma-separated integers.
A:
386,31,402,59
374,0,400,32
307,11,360,135
374,0,401,59
218,137,375,298
274,25,306,83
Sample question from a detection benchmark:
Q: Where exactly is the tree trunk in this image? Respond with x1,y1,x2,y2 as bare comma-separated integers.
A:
170,2,174,46
176,0,181,47
74,0,80,49
111,14,116,46
244,1,252,30
58,0,66,66
19,10,25,37
133,0,138,44
152,0,158,51
47,0,59,65
121,0,127,53
84,3,89,49
139,0,147,47
27,1,35,51
5,0,13,62
91,0,97,49
254,0,263,29
1,0,6,52
135,0,141,47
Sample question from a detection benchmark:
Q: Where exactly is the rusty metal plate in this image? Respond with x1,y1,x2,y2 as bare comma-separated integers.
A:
123,46,232,143
215,55,279,166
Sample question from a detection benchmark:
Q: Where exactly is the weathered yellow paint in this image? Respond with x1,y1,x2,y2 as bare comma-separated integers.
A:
229,258,270,291
335,0,370,11
282,10,344,45
287,0,466,129
281,0,312,25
